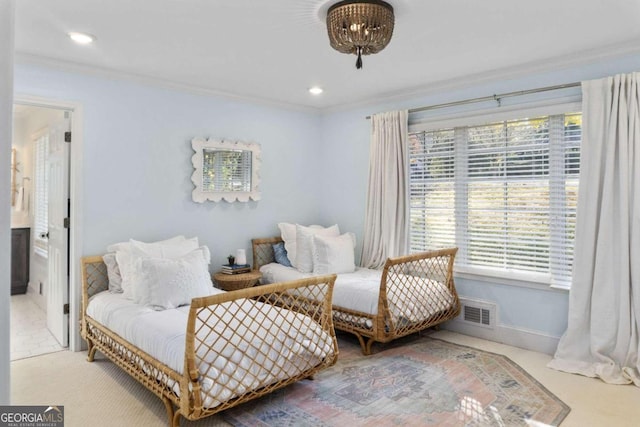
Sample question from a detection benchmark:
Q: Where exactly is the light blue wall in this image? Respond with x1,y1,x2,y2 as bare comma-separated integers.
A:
14,64,325,266
316,110,371,262
13,52,640,349
319,53,640,343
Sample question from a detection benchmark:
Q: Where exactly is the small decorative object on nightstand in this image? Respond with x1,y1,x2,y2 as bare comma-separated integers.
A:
235,249,247,266
213,270,262,291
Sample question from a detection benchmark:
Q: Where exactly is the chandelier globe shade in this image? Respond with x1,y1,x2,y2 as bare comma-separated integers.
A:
326,0,395,69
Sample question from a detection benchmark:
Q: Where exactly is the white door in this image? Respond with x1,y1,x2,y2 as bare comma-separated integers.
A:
46,113,70,347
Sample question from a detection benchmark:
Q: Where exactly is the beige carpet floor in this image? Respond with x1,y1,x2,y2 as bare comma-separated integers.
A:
11,348,230,426
10,330,640,427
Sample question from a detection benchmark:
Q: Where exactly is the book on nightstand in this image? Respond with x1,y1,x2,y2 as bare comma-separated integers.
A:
220,264,251,274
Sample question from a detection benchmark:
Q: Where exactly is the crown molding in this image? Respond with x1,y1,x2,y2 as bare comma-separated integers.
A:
322,37,640,115
15,36,640,117
14,52,323,115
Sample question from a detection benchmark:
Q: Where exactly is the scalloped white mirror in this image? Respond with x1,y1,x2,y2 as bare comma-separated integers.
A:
191,137,261,203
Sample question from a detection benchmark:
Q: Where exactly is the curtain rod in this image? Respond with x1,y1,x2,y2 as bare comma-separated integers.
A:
366,82,581,119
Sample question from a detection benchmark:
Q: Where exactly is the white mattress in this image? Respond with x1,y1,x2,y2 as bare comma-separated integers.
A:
260,263,455,323
87,290,333,408
260,264,383,315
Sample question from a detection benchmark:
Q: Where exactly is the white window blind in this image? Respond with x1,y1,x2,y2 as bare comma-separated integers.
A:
409,113,581,287
34,131,50,254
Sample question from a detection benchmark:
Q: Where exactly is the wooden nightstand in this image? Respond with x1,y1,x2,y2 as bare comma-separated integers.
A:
213,270,262,291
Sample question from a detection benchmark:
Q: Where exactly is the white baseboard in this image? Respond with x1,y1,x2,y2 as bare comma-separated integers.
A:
442,320,560,355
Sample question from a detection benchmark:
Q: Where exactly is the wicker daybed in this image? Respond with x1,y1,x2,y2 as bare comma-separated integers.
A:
253,237,461,355
81,255,338,427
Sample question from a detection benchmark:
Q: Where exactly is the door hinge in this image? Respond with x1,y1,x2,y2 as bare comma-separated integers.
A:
64,131,71,143
63,217,70,229
63,303,69,315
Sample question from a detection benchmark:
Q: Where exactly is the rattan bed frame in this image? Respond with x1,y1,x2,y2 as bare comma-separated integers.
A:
252,237,461,355
81,255,338,427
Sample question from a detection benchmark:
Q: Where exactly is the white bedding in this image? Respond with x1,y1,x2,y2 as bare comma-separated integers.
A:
87,290,333,408
260,263,455,323
261,263,382,315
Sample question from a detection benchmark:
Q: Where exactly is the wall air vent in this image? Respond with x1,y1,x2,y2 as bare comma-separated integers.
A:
464,305,491,325
458,298,496,329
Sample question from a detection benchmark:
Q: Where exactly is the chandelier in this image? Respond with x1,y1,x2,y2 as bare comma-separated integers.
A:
326,0,395,69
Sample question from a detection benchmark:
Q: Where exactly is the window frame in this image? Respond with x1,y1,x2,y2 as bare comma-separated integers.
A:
408,101,581,290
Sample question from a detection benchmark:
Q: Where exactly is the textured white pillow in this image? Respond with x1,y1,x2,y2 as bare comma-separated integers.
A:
128,244,209,303
313,233,357,274
107,235,186,253
295,224,340,273
115,250,137,299
134,250,214,310
131,236,199,258
118,237,200,300
278,223,331,269
102,253,123,293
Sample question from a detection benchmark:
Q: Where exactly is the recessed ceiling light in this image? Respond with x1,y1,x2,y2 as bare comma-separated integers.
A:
309,86,323,95
68,32,95,45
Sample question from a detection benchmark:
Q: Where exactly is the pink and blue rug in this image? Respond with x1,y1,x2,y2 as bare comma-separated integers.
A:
223,333,570,426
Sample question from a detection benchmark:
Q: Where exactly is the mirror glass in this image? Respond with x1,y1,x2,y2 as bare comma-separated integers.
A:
202,148,252,193
191,138,261,202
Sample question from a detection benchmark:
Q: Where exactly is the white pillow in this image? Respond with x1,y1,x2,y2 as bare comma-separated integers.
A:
313,233,357,274
130,236,199,258
295,224,340,273
134,250,215,310
134,244,210,300
278,223,332,269
102,253,123,293
112,235,191,295
106,235,186,253
117,237,201,300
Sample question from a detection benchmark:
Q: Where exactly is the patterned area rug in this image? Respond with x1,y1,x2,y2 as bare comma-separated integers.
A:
223,334,570,427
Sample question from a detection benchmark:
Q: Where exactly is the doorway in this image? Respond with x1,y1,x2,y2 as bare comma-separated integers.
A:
10,103,70,359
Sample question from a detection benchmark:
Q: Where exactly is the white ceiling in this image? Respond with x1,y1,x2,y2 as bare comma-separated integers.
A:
13,0,640,111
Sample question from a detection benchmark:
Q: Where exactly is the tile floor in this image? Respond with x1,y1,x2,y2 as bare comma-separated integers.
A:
10,294,65,361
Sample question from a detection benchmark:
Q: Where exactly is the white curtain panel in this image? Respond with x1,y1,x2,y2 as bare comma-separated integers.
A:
548,73,640,386
360,110,409,269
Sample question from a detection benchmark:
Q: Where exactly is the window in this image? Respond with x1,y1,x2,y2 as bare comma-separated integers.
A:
33,130,50,254
409,112,581,288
